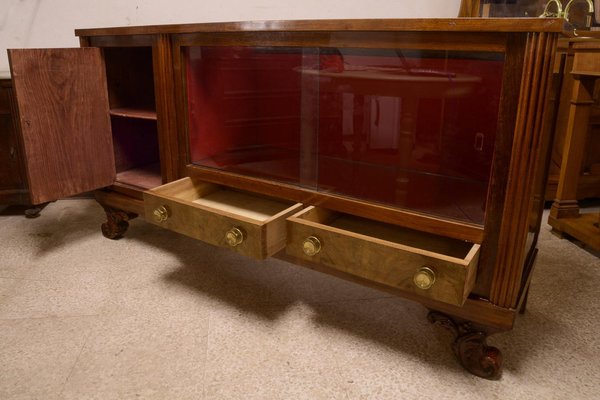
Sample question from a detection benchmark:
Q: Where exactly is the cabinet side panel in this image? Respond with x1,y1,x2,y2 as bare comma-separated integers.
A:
472,33,526,297
490,32,558,308
8,48,116,204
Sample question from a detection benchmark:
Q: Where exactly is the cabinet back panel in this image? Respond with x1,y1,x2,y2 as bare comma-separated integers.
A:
104,47,156,110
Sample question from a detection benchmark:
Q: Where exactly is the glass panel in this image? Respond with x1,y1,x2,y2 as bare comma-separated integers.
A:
186,45,504,225
186,46,318,187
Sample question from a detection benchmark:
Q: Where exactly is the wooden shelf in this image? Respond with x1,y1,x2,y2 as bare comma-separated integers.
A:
116,163,162,189
110,107,157,120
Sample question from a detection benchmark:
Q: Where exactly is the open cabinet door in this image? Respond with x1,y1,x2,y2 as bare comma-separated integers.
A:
8,48,116,205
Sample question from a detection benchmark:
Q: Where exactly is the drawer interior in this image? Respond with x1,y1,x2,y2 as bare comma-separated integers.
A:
145,177,304,259
288,206,480,305
297,207,476,261
151,176,297,223
191,189,293,223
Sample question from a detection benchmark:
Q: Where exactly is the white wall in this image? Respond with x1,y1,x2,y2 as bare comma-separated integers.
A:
0,0,462,75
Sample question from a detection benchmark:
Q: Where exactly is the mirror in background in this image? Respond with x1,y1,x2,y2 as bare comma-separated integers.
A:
460,0,597,30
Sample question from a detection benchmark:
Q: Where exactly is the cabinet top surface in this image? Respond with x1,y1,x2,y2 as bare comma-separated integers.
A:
74,18,566,37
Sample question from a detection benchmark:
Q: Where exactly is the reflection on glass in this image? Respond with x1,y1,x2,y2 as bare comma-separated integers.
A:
186,46,504,224
481,0,549,17
483,0,595,29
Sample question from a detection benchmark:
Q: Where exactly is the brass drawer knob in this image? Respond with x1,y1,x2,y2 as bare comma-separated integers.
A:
225,227,245,247
413,267,436,290
302,236,321,256
153,205,169,223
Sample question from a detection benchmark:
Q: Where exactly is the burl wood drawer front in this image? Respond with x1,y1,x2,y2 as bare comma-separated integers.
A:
144,177,303,259
286,207,480,306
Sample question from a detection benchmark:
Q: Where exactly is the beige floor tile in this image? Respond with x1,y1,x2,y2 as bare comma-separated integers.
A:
0,216,42,280
203,303,350,400
0,273,112,319
60,311,209,400
0,316,97,400
101,240,278,317
1,199,599,399
0,200,105,280
307,297,450,399
0,278,20,300
259,257,394,305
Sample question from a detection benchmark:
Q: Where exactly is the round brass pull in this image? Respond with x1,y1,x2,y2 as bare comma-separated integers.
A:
413,267,436,290
153,205,169,223
225,227,245,247
302,236,321,256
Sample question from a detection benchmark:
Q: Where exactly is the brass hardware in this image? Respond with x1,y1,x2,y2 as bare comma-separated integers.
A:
474,132,484,152
302,236,321,256
540,0,594,29
564,0,594,28
413,266,436,290
9,146,16,159
539,0,564,18
225,227,245,247
153,205,169,223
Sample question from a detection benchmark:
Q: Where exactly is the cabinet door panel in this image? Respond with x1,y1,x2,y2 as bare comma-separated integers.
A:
8,48,115,204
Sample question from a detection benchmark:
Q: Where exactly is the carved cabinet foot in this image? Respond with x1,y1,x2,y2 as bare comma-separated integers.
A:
24,202,49,218
101,206,137,240
428,311,503,380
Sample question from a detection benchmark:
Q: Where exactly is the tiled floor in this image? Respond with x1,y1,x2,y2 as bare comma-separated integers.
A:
0,199,599,399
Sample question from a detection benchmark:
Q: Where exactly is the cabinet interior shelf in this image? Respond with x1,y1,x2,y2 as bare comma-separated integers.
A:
115,163,162,189
109,107,157,120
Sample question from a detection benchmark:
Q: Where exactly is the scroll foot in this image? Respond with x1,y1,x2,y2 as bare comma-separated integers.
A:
101,206,137,240
24,202,49,218
428,311,503,380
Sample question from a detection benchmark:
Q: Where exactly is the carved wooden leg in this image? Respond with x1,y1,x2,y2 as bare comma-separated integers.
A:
428,311,502,380
101,206,137,240
24,202,49,218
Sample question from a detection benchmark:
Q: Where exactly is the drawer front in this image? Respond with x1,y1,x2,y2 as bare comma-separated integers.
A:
144,177,302,259
286,207,479,306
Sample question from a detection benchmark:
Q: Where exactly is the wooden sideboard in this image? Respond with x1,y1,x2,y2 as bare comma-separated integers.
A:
0,78,28,205
0,77,49,217
5,18,565,379
547,38,600,202
548,38,600,250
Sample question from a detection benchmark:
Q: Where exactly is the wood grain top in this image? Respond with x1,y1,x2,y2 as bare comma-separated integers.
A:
75,18,567,37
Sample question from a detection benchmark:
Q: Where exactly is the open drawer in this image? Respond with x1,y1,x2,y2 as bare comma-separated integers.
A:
144,177,303,259
286,207,480,306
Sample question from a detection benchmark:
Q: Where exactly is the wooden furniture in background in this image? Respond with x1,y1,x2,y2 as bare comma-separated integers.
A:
458,0,482,17
4,19,564,379
459,1,600,250
547,38,600,201
0,77,47,217
0,77,26,205
465,0,596,27
549,40,600,250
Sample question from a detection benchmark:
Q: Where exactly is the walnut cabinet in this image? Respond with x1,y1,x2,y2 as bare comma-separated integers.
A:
5,18,564,379
0,78,29,207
